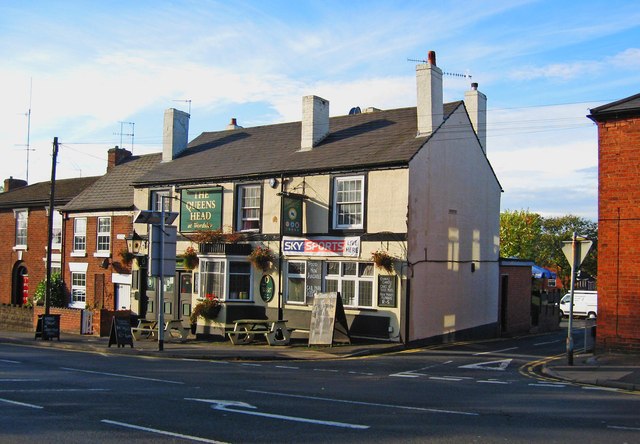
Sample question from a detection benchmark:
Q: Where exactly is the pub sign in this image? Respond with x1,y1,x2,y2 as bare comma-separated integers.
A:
180,187,223,233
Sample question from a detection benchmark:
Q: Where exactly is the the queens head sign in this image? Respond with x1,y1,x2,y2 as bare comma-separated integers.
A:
282,236,360,257
180,188,223,233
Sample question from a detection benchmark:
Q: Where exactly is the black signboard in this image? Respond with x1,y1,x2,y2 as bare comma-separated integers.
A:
259,274,275,302
108,316,134,348
378,275,397,307
35,314,60,341
306,260,322,301
281,195,303,236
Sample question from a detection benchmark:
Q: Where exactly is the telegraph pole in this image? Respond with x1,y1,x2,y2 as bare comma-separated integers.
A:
45,137,59,315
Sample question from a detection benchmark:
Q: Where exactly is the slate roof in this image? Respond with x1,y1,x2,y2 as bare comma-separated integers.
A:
588,92,640,122
134,103,463,186
0,176,100,210
62,153,162,212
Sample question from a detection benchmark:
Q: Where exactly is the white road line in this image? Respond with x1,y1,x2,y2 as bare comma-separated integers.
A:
389,373,420,378
348,371,374,375
61,367,184,384
0,359,21,364
582,386,621,392
473,347,518,356
247,389,479,416
240,363,262,367
275,365,299,369
0,388,109,393
529,383,567,388
313,368,339,372
0,379,40,382
608,425,640,431
477,380,510,385
0,397,43,409
533,339,563,346
429,376,463,381
101,419,227,443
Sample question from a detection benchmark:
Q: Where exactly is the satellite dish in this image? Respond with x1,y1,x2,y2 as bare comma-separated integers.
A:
348,106,361,115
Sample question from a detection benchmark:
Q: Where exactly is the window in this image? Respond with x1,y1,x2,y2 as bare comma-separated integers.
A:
96,217,111,253
324,261,374,307
200,258,252,301
14,209,28,248
333,176,364,229
236,184,261,232
52,211,62,250
151,190,172,212
73,218,87,252
71,272,86,307
286,261,306,303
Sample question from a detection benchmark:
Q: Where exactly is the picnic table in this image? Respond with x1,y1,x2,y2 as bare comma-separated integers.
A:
227,319,293,346
131,319,191,342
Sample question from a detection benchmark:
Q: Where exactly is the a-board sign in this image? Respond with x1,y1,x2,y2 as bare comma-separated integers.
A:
108,316,134,348
35,314,60,340
309,292,351,346
305,260,322,301
377,275,397,307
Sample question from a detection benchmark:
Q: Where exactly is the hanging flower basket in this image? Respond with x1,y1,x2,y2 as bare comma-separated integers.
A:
371,250,395,273
248,246,276,272
190,294,221,324
182,246,199,270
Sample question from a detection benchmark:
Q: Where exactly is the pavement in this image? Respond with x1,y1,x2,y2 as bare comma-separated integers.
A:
1,330,639,393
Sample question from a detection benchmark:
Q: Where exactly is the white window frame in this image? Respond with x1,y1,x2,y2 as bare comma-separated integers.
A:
324,261,374,308
151,189,172,212
286,261,307,304
72,218,87,256
96,216,111,254
200,257,253,301
236,184,261,232
51,210,63,250
14,208,28,249
332,175,365,230
70,272,87,308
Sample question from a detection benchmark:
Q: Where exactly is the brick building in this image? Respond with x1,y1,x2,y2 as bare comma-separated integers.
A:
588,93,640,353
0,176,99,306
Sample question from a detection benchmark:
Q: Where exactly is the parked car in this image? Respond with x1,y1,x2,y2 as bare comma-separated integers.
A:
559,291,598,319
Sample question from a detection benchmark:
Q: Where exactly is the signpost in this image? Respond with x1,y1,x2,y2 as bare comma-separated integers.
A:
562,232,593,365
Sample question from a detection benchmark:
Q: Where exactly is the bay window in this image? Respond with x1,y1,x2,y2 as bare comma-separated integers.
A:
200,258,252,301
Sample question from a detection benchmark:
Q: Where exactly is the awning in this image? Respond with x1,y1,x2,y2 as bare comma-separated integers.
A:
532,265,557,279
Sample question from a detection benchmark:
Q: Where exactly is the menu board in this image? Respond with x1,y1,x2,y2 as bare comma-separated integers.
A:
108,316,134,348
377,275,396,307
306,260,322,301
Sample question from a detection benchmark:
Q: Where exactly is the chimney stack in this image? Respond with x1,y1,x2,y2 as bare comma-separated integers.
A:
162,108,190,162
3,176,27,192
226,118,243,130
416,50,443,137
464,82,487,153
107,146,132,172
301,95,329,151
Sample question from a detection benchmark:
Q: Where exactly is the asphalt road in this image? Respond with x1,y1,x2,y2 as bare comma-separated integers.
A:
1,327,638,443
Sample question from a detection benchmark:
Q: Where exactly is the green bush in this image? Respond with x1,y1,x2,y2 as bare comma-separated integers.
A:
33,273,66,307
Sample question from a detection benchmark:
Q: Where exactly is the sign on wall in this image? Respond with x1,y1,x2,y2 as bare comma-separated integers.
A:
180,188,223,233
281,195,303,236
282,236,360,257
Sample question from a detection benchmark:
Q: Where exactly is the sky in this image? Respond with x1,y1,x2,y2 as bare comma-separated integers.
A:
1,1,639,221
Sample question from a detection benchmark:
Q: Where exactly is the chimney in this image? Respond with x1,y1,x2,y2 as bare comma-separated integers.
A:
464,82,487,153
162,108,190,162
3,176,27,192
301,95,329,151
226,118,243,130
107,146,132,172
416,50,443,137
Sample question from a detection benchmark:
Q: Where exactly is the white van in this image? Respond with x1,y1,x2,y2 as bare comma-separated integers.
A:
559,291,598,319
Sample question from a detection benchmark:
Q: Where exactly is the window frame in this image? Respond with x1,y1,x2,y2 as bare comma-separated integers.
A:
72,217,87,254
14,208,28,249
286,260,307,304
151,189,172,212
199,257,253,302
51,210,63,250
324,260,374,308
235,183,262,233
332,175,365,231
70,271,87,308
96,216,111,254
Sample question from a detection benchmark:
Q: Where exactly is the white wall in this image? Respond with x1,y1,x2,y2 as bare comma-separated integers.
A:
407,105,501,341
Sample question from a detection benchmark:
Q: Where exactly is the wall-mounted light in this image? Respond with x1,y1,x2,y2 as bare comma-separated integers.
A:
100,258,110,269
125,231,147,256
269,178,278,188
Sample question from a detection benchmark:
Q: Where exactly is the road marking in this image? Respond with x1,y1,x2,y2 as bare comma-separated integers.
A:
186,398,370,429
459,359,512,371
348,371,374,376
246,389,479,416
0,388,109,393
102,419,227,443
240,363,262,367
275,365,299,369
0,397,43,409
429,376,464,381
0,359,21,364
390,373,420,378
477,380,510,385
61,367,184,384
529,383,566,388
389,360,454,378
608,425,640,431
313,368,339,372
0,379,40,382
473,347,518,356
533,339,563,346
582,386,620,392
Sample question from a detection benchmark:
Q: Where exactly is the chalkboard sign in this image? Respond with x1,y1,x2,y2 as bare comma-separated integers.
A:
306,260,322,301
35,314,60,341
378,275,397,307
108,316,134,348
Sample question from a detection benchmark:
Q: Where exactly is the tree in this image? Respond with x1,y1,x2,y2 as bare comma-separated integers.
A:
33,273,66,307
499,210,543,261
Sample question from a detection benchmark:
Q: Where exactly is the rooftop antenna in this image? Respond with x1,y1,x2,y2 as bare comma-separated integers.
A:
407,58,472,81
173,99,192,115
14,78,36,183
114,121,135,154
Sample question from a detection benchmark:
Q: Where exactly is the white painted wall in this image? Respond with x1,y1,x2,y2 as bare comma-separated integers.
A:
407,104,501,341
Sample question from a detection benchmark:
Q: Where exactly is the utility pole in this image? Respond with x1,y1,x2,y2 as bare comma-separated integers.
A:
45,137,59,316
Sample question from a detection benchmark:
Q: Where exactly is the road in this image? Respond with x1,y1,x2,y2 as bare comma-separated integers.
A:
1,326,638,443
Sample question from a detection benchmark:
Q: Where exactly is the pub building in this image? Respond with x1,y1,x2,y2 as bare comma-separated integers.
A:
129,52,501,343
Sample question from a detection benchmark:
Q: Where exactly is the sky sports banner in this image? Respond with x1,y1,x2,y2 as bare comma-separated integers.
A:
282,236,360,257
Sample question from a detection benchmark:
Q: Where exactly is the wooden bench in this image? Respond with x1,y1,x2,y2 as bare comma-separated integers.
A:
227,319,294,346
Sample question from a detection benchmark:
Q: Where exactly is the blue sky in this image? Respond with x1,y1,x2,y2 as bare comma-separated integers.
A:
2,1,639,221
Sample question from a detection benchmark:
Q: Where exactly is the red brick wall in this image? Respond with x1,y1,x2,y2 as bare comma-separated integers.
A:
597,115,640,353
499,266,532,335
0,208,51,305
64,214,133,311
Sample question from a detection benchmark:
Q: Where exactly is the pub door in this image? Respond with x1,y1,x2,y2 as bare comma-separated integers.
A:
178,271,193,326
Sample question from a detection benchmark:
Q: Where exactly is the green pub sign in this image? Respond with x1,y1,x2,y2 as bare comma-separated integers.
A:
281,195,303,236
180,187,223,233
